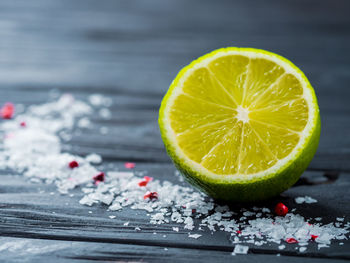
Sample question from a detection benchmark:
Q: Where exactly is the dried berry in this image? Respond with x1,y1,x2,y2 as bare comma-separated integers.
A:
69,160,79,169
144,176,153,182
138,176,153,187
144,191,158,201
275,202,288,216
93,172,105,184
286,238,298,244
1,103,14,119
310,235,318,241
124,162,135,169
138,180,148,187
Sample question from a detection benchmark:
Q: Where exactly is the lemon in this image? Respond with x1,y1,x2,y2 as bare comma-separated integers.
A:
159,48,320,202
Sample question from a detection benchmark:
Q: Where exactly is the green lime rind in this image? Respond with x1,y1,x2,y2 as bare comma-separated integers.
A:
158,47,321,202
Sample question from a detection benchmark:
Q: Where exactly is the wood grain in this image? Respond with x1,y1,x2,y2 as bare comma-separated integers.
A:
0,0,349,261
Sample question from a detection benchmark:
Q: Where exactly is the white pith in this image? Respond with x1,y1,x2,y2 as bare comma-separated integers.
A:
162,49,318,183
236,106,250,123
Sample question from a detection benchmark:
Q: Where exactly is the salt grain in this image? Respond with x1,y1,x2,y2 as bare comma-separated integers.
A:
278,245,285,250
233,244,249,254
299,247,307,252
86,153,102,164
188,234,202,239
99,108,112,119
295,196,317,204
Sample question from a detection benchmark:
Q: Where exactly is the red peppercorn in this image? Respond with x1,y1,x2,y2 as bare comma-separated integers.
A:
310,235,318,241
124,162,135,169
1,103,14,119
69,160,79,169
274,202,288,216
20,121,26,127
138,176,153,187
138,180,148,187
143,176,153,182
144,191,158,201
236,230,242,234
93,172,105,184
286,238,298,244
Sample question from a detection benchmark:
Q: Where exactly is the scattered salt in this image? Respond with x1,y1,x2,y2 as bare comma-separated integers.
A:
88,94,112,107
77,117,91,129
0,94,348,252
299,247,307,252
295,196,317,204
109,215,116,219
99,108,112,119
233,245,249,254
188,234,202,239
278,245,285,250
86,153,102,164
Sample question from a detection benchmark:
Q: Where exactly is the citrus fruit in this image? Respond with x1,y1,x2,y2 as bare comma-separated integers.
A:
158,47,320,202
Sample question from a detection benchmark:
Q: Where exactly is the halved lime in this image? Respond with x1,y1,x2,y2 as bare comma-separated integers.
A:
159,48,320,202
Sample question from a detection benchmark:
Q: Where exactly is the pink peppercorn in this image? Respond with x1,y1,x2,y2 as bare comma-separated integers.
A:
144,191,158,201
124,162,135,169
286,238,298,244
69,160,79,169
1,103,14,119
138,176,153,187
93,172,105,184
310,235,318,241
274,202,288,216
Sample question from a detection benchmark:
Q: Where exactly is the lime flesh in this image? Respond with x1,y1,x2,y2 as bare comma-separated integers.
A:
159,48,320,202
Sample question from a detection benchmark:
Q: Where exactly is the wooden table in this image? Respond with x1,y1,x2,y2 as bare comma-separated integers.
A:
0,0,349,262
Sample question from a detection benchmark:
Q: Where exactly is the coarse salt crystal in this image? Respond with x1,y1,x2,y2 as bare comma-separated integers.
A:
295,196,317,204
299,247,307,252
188,234,202,239
86,153,102,164
233,245,249,254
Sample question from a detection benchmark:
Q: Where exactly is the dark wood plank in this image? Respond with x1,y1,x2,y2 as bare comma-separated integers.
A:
0,0,349,262
1,236,348,263
0,164,349,261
